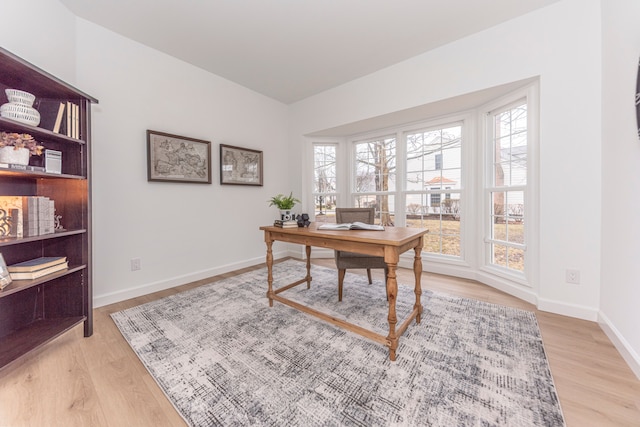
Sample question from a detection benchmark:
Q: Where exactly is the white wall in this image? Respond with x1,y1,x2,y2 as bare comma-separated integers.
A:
291,0,603,320
71,21,292,305
3,2,293,305
600,0,640,378
0,0,77,82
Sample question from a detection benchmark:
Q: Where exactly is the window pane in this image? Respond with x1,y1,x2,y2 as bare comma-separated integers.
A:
405,124,462,258
492,244,508,268
314,195,336,223
508,248,525,272
488,101,527,274
313,145,336,193
493,106,527,187
355,137,396,192
313,144,338,223
353,194,395,226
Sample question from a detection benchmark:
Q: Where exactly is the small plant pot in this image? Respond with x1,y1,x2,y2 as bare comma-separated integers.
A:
0,146,29,165
279,209,293,221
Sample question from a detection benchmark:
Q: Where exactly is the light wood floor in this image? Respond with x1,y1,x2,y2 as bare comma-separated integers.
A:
1,258,639,426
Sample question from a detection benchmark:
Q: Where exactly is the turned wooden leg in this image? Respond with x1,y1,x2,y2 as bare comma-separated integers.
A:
305,245,312,289
413,243,423,323
386,262,398,361
338,268,346,302
266,239,274,307
366,269,372,284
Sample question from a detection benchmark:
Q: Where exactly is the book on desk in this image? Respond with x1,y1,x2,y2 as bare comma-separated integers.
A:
318,222,384,231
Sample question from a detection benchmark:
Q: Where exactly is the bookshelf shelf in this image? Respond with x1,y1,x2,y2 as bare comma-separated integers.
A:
0,316,86,370
0,47,97,370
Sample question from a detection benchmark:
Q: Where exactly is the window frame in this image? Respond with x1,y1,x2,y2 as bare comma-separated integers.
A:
480,85,539,288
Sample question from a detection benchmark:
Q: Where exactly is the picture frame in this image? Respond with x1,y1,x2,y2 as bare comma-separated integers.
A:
0,253,12,290
147,130,212,184
220,144,263,186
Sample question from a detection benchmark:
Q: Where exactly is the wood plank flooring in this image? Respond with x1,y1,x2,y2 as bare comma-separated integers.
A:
0,257,639,426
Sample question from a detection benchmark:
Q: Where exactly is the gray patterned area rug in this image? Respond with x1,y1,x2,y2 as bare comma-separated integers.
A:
111,259,565,426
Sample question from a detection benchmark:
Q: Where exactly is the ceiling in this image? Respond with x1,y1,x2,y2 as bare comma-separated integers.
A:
59,0,561,104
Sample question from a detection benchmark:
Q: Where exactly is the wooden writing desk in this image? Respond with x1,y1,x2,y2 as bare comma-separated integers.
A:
259,223,428,361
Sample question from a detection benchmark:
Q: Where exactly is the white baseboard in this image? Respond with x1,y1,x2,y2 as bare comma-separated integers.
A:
93,250,290,308
536,298,598,321
598,311,640,380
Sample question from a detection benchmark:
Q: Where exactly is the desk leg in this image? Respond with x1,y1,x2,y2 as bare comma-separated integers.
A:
386,262,398,361
266,239,274,307
305,245,312,289
413,243,423,324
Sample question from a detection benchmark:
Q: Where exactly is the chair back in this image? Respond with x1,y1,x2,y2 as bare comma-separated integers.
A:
336,207,375,225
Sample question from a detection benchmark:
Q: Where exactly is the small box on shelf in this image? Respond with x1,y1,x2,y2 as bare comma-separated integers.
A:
44,149,61,174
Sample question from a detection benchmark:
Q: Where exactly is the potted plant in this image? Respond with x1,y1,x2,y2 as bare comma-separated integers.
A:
268,192,300,220
0,132,44,165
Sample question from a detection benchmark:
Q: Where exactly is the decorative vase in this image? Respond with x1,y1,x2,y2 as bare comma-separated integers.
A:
279,209,293,221
0,146,29,165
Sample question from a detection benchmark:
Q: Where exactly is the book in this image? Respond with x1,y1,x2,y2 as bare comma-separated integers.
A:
0,163,46,172
8,256,67,272
21,196,39,237
318,222,385,231
73,103,79,138
36,99,65,133
66,101,72,137
274,220,298,228
53,102,65,133
38,196,53,235
9,261,68,280
0,163,45,172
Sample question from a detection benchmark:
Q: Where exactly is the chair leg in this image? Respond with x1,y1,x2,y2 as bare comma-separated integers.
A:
366,268,372,284
338,269,346,302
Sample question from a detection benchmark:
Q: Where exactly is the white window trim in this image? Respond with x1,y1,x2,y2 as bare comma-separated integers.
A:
305,82,539,298
479,84,539,289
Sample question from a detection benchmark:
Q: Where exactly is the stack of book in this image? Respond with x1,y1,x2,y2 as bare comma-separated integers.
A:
273,219,298,228
8,256,68,280
0,195,55,238
0,163,45,172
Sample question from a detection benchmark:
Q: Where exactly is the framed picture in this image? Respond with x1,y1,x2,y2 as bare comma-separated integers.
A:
0,253,11,290
147,130,212,184
220,144,263,186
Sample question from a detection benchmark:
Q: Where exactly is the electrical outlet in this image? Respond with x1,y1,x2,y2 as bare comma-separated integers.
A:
566,269,580,284
131,258,141,271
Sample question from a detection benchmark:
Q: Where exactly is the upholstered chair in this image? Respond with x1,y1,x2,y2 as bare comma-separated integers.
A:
334,207,388,301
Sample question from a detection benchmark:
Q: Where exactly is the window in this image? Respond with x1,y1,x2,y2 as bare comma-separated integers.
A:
405,125,462,257
309,83,537,291
435,153,443,170
312,144,337,223
353,137,396,225
486,101,527,273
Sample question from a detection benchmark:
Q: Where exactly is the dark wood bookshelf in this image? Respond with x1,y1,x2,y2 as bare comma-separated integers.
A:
0,47,97,370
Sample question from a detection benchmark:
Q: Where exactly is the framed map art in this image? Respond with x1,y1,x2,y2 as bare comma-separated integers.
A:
147,130,212,184
220,144,263,186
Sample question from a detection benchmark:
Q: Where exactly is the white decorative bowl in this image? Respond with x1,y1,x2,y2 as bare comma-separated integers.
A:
5,89,36,107
0,102,40,126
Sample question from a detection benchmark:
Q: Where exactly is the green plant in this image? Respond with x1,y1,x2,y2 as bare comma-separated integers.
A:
268,192,300,210
0,132,44,156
